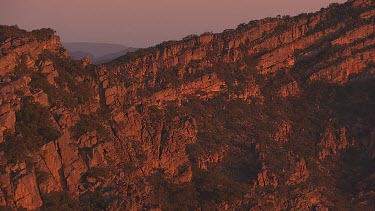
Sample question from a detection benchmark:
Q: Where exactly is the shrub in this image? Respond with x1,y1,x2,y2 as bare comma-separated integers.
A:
73,114,100,138
193,167,249,206
148,106,163,121
1,130,28,164
0,25,28,43
0,99,60,164
186,143,206,162
0,206,13,211
41,192,80,211
183,34,198,41
42,190,112,210
79,190,112,210
16,98,61,148
72,113,110,141
31,28,55,41
30,72,78,108
36,50,95,106
155,67,181,89
14,89,24,97
201,32,213,36
148,172,198,210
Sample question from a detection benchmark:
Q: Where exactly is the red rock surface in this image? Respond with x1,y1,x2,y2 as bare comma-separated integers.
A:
0,0,374,210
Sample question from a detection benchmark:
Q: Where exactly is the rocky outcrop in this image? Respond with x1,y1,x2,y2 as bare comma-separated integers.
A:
13,170,43,209
147,73,225,106
256,165,278,188
287,152,309,185
280,81,300,97
197,147,228,170
0,0,375,210
272,121,292,142
318,127,349,160
0,29,65,77
0,76,31,133
310,50,375,83
158,117,197,177
331,24,375,45
258,26,343,75
36,141,64,194
39,60,59,85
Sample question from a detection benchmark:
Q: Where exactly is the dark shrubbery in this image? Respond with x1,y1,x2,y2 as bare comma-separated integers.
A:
79,190,112,210
71,113,110,141
35,50,95,107
41,190,112,211
17,98,59,140
0,26,54,44
73,114,100,137
31,28,55,41
193,167,249,206
183,34,198,41
1,98,60,163
155,67,182,89
0,206,14,211
149,172,198,210
1,130,28,164
0,25,28,42
148,166,251,210
30,70,77,109
16,98,60,144
41,192,81,211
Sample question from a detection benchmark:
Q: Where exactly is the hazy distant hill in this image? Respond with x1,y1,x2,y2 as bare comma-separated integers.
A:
1,0,375,210
62,42,137,64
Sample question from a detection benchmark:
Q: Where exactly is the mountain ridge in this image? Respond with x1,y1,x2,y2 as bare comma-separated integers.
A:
0,0,374,210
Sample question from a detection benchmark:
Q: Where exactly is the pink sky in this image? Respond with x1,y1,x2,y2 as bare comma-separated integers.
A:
0,0,347,47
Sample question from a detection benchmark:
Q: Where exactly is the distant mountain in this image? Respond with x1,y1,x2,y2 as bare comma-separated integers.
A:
1,0,375,210
66,50,95,60
62,42,137,64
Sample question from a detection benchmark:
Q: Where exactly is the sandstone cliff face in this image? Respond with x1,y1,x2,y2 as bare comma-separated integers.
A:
0,0,375,210
0,28,64,77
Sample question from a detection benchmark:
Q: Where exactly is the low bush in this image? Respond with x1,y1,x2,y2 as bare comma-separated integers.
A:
41,192,80,211
0,98,60,163
71,113,110,141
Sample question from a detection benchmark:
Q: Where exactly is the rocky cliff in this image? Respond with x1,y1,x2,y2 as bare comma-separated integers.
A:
0,0,375,210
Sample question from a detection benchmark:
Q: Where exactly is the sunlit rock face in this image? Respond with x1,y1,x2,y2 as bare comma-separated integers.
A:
0,0,375,210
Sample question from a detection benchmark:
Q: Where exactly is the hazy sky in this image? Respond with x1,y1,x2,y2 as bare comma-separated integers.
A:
1,0,347,48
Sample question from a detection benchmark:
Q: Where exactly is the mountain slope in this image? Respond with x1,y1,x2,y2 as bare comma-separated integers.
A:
94,48,138,64
0,0,374,210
